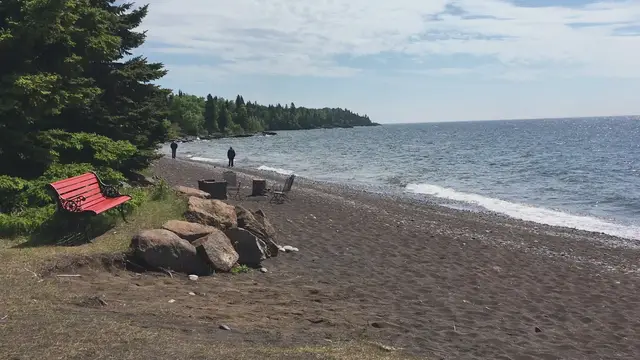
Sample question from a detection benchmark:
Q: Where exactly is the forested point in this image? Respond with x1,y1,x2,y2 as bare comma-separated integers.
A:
168,91,378,137
0,0,377,236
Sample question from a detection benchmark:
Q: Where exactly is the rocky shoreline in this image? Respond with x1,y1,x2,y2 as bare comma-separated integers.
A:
150,157,640,359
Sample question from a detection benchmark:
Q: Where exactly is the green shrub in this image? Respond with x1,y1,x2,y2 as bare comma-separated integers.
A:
121,187,148,214
231,264,251,274
0,205,56,237
151,179,171,201
0,182,151,239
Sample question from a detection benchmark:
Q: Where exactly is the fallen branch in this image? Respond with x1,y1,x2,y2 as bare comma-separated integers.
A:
24,267,44,282
125,259,146,271
56,274,81,277
158,267,174,278
24,267,39,278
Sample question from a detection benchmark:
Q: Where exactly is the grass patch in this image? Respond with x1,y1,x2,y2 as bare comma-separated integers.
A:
231,264,251,274
0,185,186,272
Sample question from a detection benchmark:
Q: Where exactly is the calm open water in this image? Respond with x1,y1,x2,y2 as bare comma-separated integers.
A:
165,117,640,242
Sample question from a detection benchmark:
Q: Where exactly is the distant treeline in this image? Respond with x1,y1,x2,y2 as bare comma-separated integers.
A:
168,91,379,136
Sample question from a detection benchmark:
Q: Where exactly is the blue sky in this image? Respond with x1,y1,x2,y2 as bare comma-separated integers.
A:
136,0,640,123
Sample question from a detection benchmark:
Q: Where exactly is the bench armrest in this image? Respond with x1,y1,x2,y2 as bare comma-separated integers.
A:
60,195,86,212
102,184,122,198
90,171,125,198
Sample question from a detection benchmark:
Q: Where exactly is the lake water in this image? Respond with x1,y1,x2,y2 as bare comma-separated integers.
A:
164,117,640,242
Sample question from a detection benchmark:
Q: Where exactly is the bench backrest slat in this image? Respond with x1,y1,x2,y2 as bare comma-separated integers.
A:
60,186,103,201
54,177,98,192
51,173,95,188
50,172,101,200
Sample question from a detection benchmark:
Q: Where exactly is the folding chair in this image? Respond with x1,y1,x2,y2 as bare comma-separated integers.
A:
269,175,295,204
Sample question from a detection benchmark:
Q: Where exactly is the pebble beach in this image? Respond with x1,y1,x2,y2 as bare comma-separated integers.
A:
150,157,640,359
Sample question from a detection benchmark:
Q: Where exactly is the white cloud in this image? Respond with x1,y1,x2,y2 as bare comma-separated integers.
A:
140,0,640,79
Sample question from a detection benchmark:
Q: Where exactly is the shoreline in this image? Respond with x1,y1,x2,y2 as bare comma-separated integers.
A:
150,156,640,358
179,156,639,251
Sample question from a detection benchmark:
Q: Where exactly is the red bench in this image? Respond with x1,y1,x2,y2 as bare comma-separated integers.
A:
48,172,131,223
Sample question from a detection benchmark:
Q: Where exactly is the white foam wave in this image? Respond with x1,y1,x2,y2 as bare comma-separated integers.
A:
190,156,221,164
405,183,640,241
257,165,295,175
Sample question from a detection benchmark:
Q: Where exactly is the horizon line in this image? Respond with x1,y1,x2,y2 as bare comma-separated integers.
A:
379,114,640,125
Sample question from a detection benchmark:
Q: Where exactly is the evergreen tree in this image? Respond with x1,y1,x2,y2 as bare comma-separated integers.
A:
220,108,232,132
0,0,170,178
235,95,245,107
235,105,249,130
204,94,219,134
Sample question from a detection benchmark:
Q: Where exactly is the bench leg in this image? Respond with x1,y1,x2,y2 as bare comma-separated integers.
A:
84,215,93,243
119,205,128,223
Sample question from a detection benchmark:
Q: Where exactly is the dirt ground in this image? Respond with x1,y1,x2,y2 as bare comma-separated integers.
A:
1,158,639,359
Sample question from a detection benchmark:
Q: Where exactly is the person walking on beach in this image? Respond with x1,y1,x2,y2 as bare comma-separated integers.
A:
227,146,236,167
170,141,178,159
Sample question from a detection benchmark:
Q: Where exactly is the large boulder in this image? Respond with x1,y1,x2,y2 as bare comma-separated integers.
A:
224,228,267,266
130,229,209,275
192,230,239,272
184,197,237,230
235,206,279,257
174,185,211,199
162,220,218,242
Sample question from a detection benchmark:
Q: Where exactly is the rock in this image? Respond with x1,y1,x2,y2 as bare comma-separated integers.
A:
191,230,239,272
225,227,267,266
282,245,299,253
174,185,211,199
260,267,268,273
127,171,157,186
188,292,196,296
219,324,231,331
130,229,209,275
235,206,280,257
162,220,218,242
168,299,176,303
235,206,276,239
184,197,238,230
535,327,542,333
188,274,199,281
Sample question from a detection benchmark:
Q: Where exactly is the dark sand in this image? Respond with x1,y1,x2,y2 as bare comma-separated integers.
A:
149,157,640,359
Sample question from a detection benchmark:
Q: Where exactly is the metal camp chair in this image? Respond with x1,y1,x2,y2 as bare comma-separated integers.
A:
269,175,295,204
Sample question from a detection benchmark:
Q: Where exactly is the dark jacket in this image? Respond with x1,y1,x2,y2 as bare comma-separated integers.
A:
170,142,178,150
227,148,236,159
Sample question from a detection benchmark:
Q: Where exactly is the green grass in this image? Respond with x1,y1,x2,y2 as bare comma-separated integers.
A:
231,264,251,274
0,184,186,270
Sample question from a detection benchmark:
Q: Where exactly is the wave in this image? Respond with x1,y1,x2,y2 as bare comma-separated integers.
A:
190,156,222,164
405,182,640,241
257,165,295,175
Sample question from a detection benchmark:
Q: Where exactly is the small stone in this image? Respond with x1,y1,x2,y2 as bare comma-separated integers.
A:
535,327,542,333
260,267,268,273
188,274,199,281
282,245,299,253
219,324,231,331
168,299,176,303
188,292,196,296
